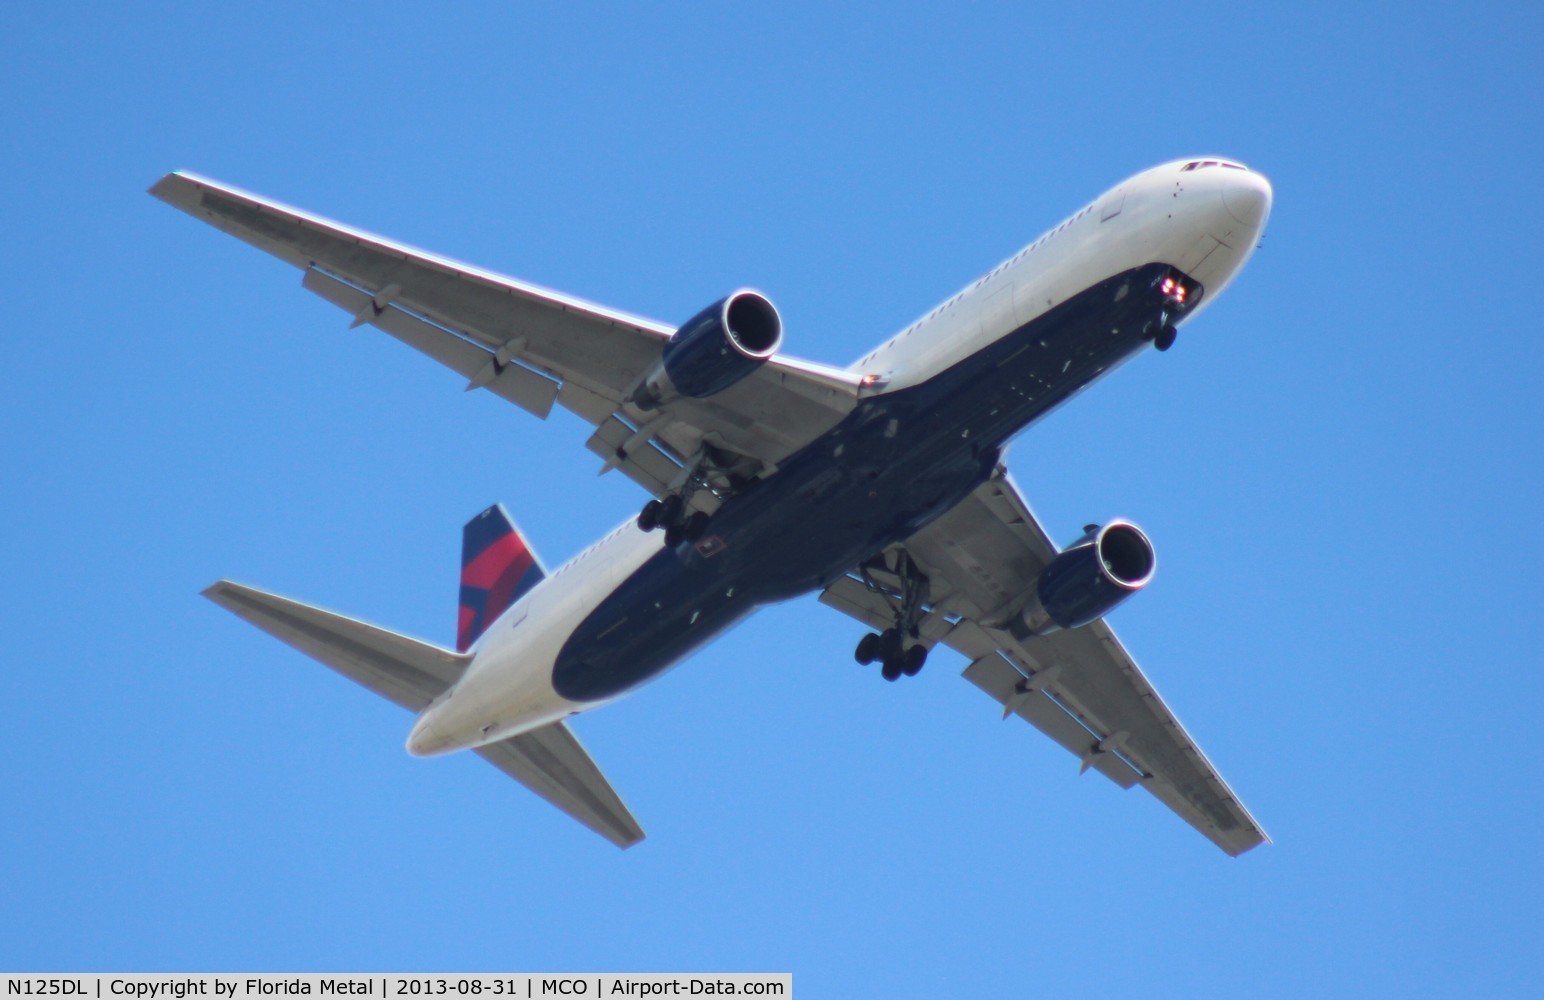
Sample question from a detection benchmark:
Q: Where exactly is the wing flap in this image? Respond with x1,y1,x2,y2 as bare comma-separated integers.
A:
961,654,1142,788
301,267,561,419
816,576,892,632
203,580,469,712
817,575,954,644
1009,618,1269,855
475,723,646,849
585,414,685,498
152,170,861,478
899,473,1056,620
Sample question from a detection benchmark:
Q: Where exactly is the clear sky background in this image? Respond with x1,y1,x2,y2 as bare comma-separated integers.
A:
3,2,1541,995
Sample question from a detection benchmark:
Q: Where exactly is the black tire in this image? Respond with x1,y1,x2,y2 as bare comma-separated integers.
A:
663,523,684,548
658,494,685,527
879,628,902,661
855,632,880,665
880,658,902,682
684,511,710,542
1154,323,1178,352
903,644,928,676
637,499,662,532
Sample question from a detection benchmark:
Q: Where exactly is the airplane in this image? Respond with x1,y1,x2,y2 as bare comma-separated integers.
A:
153,156,1272,855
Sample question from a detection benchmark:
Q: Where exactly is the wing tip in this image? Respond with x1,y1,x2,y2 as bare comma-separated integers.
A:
201,578,241,605
148,169,202,205
1217,821,1271,857
149,170,259,215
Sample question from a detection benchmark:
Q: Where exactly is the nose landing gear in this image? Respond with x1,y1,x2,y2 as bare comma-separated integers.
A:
1146,309,1178,352
1149,269,1195,352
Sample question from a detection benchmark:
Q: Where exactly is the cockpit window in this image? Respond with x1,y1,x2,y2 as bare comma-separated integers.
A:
1182,160,1247,172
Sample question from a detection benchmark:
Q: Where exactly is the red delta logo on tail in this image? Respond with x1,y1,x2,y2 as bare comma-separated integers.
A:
457,504,546,652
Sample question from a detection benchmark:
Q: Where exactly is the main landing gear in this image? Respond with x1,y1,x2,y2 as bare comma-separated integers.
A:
855,629,928,681
852,551,931,682
637,493,710,547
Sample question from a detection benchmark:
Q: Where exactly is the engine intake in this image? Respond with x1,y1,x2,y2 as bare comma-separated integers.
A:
1015,520,1156,636
636,290,783,406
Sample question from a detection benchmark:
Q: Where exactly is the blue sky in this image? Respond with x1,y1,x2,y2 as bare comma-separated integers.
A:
3,2,1541,994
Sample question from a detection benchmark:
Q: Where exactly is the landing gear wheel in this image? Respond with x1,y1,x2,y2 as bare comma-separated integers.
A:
637,499,662,532
663,523,685,548
875,629,908,681
854,553,934,684
1154,323,1178,352
657,494,685,528
683,511,710,542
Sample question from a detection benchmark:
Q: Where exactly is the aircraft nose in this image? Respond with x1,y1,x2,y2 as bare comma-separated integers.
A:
1222,170,1273,229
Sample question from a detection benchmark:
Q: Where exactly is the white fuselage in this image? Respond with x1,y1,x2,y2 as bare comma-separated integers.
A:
406,157,1272,758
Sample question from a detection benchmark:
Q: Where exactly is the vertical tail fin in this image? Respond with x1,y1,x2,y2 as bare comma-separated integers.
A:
458,503,546,652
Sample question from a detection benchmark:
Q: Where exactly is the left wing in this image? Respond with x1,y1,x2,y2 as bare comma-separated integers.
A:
151,171,864,506
820,470,1268,856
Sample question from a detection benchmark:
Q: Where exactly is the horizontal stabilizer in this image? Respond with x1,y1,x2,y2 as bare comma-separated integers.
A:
477,724,646,848
204,580,470,711
204,580,644,848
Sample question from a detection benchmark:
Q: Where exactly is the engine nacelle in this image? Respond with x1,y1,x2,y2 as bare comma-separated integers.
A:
1014,520,1156,636
634,290,783,407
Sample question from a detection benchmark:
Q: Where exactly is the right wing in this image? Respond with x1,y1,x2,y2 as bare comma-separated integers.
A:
820,470,1268,856
203,580,644,847
151,172,865,506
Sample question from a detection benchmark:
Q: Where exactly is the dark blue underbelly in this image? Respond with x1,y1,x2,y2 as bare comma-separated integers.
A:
552,263,1187,701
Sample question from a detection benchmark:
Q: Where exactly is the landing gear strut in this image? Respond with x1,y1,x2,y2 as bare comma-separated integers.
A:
639,444,740,547
852,552,931,681
1152,269,1192,352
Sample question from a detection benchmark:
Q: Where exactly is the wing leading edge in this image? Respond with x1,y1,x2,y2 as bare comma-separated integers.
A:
150,171,865,507
203,581,644,848
820,471,1268,856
